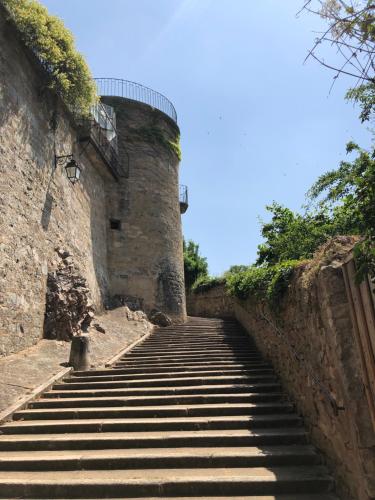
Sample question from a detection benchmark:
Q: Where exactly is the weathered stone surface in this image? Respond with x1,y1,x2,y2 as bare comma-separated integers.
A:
149,310,173,327
187,284,235,319
0,308,153,413
43,250,94,341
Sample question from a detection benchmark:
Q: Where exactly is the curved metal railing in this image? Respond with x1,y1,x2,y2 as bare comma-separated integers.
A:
95,78,177,123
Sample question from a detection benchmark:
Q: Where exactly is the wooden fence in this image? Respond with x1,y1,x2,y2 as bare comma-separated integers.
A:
342,257,375,431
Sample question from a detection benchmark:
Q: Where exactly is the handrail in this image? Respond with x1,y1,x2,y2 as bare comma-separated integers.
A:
179,185,188,205
95,78,177,124
179,184,188,214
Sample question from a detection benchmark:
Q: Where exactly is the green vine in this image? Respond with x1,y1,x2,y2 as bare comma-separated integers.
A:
134,126,181,161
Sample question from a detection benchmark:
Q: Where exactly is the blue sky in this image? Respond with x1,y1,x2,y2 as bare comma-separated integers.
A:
42,0,372,275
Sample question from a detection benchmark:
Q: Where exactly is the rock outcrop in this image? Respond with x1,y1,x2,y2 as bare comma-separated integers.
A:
43,249,94,341
148,309,172,327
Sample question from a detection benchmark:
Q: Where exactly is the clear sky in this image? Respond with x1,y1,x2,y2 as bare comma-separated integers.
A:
42,0,372,275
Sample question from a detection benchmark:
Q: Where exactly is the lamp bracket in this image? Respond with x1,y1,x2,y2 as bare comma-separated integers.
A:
55,154,73,169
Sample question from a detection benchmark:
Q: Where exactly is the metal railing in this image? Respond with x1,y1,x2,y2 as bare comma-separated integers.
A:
77,100,120,178
179,184,188,214
95,78,177,123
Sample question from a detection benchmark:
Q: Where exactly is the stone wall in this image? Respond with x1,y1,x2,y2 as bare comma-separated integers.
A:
186,285,234,319
186,245,375,500
0,9,110,356
102,96,186,322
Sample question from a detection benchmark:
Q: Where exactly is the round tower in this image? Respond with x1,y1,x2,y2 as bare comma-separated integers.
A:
98,79,186,322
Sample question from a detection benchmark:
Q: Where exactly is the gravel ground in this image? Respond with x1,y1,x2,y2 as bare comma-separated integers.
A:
0,308,152,412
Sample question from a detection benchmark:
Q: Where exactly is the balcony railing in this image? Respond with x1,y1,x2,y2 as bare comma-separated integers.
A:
95,78,178,124
179,185,189,214
77,101,120,178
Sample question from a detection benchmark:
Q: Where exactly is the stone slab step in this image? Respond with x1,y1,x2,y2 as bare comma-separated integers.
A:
67,368,273,383
29,392,286,408
136,341,256,348
52,374,278,390
1,414,302,434
121,354,263,361
113,360,267,369
131,347,259,354
19,496,338,500
75,363,271,376
12,402,295,420
44,383,282,398
138,343,255,350
0,428,308,451
0,466,333,498
0,445,319,470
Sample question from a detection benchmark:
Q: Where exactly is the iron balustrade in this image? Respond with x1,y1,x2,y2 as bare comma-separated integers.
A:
77,100,120,178
95,78,178,124
179,184,188,214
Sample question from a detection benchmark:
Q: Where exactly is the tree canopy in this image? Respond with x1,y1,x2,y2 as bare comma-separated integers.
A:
183,239,208,290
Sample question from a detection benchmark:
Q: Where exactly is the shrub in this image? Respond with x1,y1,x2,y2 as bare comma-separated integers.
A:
3,0,97,115
226,260,302,308
183,239,208,290
192,275,226,294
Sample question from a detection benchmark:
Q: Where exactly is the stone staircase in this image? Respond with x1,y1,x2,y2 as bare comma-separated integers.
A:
0,317,337,499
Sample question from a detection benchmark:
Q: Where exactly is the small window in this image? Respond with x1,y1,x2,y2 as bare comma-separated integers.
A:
110,219,121,230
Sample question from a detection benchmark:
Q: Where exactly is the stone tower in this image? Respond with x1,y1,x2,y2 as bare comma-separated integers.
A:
98,79,186,322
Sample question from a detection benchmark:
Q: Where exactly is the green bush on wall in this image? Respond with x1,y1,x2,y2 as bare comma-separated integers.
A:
225,260,302,309
3,0,97,115
192,275,226,294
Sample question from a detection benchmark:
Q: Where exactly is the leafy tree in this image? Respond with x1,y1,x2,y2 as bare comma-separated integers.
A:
301,1,375,121
255,202,356,266
183,239,208,290
224,265,249,275
308,142,375,278
2,0,97,115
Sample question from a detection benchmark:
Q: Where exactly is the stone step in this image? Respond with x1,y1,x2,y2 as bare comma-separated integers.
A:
19,496,338,500
0,445,319,471
1,414,302,434
0,466,334,498
0,318,335,499
129,349,261,356
44,383,282,399
131,344,260,356
121,354,264,363
140,336,251,342
11,402,295,420
0,428,308,451
67,368,273,383
113,359,267,369
75,363,272,376
29,392,286,409
138,340,254,347
137,339,259,352
52,374,278,390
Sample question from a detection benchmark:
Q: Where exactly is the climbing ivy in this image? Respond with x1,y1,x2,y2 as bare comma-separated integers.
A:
2,0,97,115
134,126,182,161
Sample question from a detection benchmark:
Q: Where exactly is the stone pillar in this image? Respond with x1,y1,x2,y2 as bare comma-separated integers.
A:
102,96,186,322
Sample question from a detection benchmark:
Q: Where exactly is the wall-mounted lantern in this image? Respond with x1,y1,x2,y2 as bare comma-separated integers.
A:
55,154,82,184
